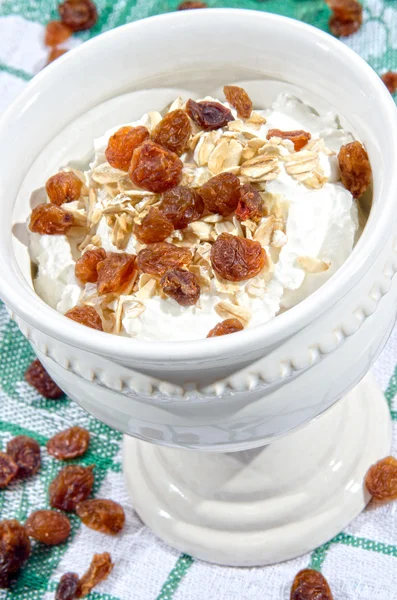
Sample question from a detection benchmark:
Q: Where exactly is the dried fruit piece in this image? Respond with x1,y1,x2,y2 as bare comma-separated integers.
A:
29,203,74,234
0,520,31,588
0,453,18,488
266,129,311,151
211,233,266,281
236,183,263,222
49,465,94,512
327,0,362,37
47,48,68,64
65,306,103,331
97,252,137,295
77,552,114,597
160,186,204,229
129,141,183,193
56,572,79,600
223,85,252,119
338,141,371,198
25,359,64,399
46,172,83,206
137,242,192,277
160,268,200,306
198,172,241,216
76,499,125,535
291,569,333,600
134,208,174,244
186,99,234,131
152,110,192,156
207,318,244,337
75,248,106,284
365,456,397,501
105,126,149,171
59,0,98,31
381,71,397,94
47,427,90,460
45,21,72,47
178,1,207,8
25,510,71,545
6,436,41,479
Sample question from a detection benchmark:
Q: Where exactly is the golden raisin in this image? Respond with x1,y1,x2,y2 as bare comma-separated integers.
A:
327,0,362,37
291,569,333,600
59,0,98,31
6,436,41,479
45,21,72,47
152,110,192,156
223,85,253,119
381,71,397,94
25,510,71,545
198,172,241,216
134,208,174,244
77,552,114,597
29,203,74,235
160,186,204,229
338,141,371,198
56,572,79,600
365,456,397,501
76,499,125,535
137,242,192,277
47,427,90,461
75,248,106,284
236,183,263,222
186,99,234,131
160,268,200,306
105,126,149,171
211,233,266,281
65,306,103,331
0,520,31,588
129,141,183,193
46,172,83,206
47,48,68,64
178,1,207,8
266,129,311,151
97,252,137,295
50,465,94,512
25,359,64,399
207,318,244,337
0,453,18,488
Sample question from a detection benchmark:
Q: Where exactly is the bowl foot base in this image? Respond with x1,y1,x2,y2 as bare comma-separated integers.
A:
123,373,391,566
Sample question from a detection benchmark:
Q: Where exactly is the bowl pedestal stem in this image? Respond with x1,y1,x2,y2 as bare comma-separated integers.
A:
123,373,391,566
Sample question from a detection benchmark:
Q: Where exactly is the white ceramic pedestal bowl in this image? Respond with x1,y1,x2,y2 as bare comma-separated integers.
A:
0,10,396,566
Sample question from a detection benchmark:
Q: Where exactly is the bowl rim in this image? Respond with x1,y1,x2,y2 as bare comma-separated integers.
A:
1,8,397,364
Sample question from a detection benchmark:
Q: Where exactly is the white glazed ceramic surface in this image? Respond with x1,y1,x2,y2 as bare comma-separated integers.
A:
0,11,397,450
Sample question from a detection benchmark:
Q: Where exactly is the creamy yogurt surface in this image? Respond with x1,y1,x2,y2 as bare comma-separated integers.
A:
29,91,360,341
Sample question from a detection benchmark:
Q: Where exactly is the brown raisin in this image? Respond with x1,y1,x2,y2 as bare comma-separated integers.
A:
186,99,234,131
65,306,103,331
152,110,192,156
134,208,174,244
178,1,207,8
97,252,137,295
29,203,74,235
59,0,97,31
160,268,200,306
327,0,362,37
25,510,71,546
0,453,18,488
211,233,266,281
75,248,106,284
381,71,397,94
6,436,41,479
223,85,253,119
207,318,244,337
198,172,241,216
47,427,90,461
137,242,192,277
338,141,371,198
129,141,183,193
159,186,204,229
25,359,64,399
266,129,311,151
76,499,125,535
49,465,94,512
45,21,72,47
56,572,80,600
46,172,83,206
236,183,263,222
365,456,397,501
77,552,113,597
47,48,68,64
291,569,333,600
105,126,149,171
0,520,31,588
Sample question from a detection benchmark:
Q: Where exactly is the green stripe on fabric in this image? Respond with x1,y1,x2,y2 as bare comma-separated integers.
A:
309,540,334,571
336,533,397,557
155,555,194,600
384,365,397,409
0,61,31,82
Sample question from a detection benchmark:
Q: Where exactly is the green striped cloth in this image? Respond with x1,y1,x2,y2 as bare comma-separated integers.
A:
0,1,397,598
